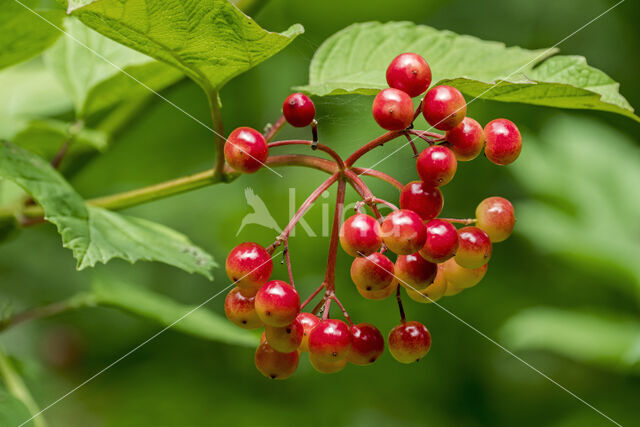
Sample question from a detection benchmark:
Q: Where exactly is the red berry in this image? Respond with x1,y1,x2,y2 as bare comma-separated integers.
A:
395,253,437,290
380,209,427,255
282,93,315,127
350,252,395,291
406,267,448,303
399,181,443,221
264,316,304,353
254,280,300,327
225,242,273,296
372,88,414,130
455,226,492,269
348,323,384,366
357,280,398,301
441,258,487,289
476,196,516,242
445,117,485,161
386,53,432,97
309,353,348,374
484,119,522,165
224,287,263,329
388,321,431,363
416,145,457,187
297,312,320,353
339,213,382,257
419,219,458,263
224,127,268,174
422,85,466,130
254,342,299,379
308,319,352,363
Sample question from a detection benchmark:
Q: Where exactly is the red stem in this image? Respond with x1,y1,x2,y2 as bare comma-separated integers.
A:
344,169,384,220
331,295,353,326
345,131,404,167
403,133,419,156
264,115,287,142
269,140,345,170
300,283,325,310
351,168,403,190
441,217,476,225
283,244,295,288
322,297,332,320
323,178,346,291
407,129,445,144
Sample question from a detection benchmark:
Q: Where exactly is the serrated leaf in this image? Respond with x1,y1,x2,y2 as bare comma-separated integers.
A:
70,0,303,93
298,21,637,121
0,141,216,278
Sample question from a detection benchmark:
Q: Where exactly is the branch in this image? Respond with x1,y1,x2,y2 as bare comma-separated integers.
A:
207,91,226,181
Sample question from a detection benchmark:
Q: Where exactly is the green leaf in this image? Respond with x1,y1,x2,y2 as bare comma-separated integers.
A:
0,388,34,427
298,21,637,121
70,0,303,93
0,141,216,278
14,119,108,156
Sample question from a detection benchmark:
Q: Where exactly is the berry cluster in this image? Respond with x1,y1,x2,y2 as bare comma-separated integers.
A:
223,52,520,379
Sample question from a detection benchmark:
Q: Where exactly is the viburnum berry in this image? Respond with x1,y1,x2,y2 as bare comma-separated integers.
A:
297,312,320,352
339,213,382,257
224,287,263,329
445,117,485,161
225,242,273,296
224,127,268,174
484,119,522,165
380,209,427,255
475,196,516,242
399,181,443,221
309,353,348,374
348,323,384,365
254,342,299,380
395,253,437,290
455,226,492,269
406,266,448,303
441,257,488,289
416,145,457,187
308,319,352,362
419,219,458,263
264,316,304,353
350,252,395,291
372,88,414,130
357,280,398,300
254,280,300,327
444,282,464,296
386,53,432,97
422,85,466,130
388,321,432,363
282,93,315,127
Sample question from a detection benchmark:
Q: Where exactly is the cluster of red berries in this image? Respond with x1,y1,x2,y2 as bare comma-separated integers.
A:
222,52,520,379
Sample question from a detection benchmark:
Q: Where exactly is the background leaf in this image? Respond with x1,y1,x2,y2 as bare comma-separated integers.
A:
0,388,34,427
13,119,108,155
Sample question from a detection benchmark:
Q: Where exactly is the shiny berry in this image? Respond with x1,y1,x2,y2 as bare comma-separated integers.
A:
309,353,348,374
395,253,437,290
224,287,263,329
282,93,315,127
406,266,448,303
264,317,304,353
444,280,464,296
399,181,443,221
475,196,516,242
455,226,492,269
225,242,273,296
386,53,432,97
254,342,299,380
442,258,487,289
380,209,427,255
350,252,395,291
254,280,300,327
372,88,414,130
339,213,382,257
422,85,466,130
445,117,484,161
484,119,522,165
388,321,431,363
297,312,320,353
308,319,352,362
348,323,385,366
416,145,457,187
224,127,268,174
357,280,398,300
419,219,458,263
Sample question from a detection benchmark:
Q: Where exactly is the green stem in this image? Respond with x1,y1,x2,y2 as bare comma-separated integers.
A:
207,91,227,180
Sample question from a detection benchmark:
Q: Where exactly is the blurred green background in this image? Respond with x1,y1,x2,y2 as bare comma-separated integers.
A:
1,0,639,425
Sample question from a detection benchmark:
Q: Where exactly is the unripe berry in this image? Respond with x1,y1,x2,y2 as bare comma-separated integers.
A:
224,287,263,329
254,280,300,327
350,252,395,291
444,280,464,296
339,213,382,257
445,117,484,161
399,181,443,221
309,353,348,374
388,321,431,363
297,312,320,352
224,127,268,174
422,85,466,130
441,258,487,289
419,219,458,263
357,280,398,300
282,93,315,127
264,316,304,353
372,88,414,130
386,53,432,97
225,242,273,296
475,196,515,242
395,253,437,290
406,267,448,303
416,145,457,187
308,319,352,363
348,323,385,365
254,342,299,380
380,209,427,255
484,119,522,165
455,226,492,269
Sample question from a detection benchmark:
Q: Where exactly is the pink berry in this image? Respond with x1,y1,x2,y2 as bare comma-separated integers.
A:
225,242,273,296
399,181,443,221
445,117,485,161
475,196,516,242
224,127,268,174
484,119,522,165
388,321,431,363
386,53,432,97
395,253,437,290
308,319,352,363
350,252,395,291
297,312,320,353
282,93,315,127
455,226,492,269
264,316,304,353
441,258,488,289
357,280,398,301
224,287,263,329
416,145,457,187
419,219,458,263
422,85,466,130
339,213,382,257
380,209,427,255
254,280,300,327
254,342,299,379
372,88,414,130
348,323,385,366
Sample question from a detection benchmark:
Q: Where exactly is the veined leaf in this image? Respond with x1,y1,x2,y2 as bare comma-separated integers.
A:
14,118,109,155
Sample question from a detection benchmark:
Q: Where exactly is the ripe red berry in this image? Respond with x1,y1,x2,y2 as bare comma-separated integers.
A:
282,93,315,127
395,253,437,290
416,145,457,187
225,242,273,296
399,181,443,221
380,209,427,255
254,280,300,327
308,319,352,363
357,280,398,300
484,119,522,165
372,88,414,130
419,219,458,263
386,53,432,97
297,312,320,352
475,196,515,243
388,321,431,363
224,127,268,174
455,226,492,269
445,117,485,161
422,85,466,130
254,342,299,380
264,316,304,353
350,252,395,291
406,267,448,303
224,287,263,329
441,258,487,289
339,213,382,257
348,323,384,366
309,353,348,374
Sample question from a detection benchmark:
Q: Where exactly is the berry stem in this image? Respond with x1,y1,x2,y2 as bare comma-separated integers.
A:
344,169,383,220
206,91,227,181
283,243,295,288
300,283,325,310
351,167,403,190
404,133,419,157
345,130,404,167
322,297,332,320
406,129,445,144
311,293,327,315
269,140,345,170
395,285,407,323
311,120,319,147
323,178,346,292
413,98,423,120
441,217,477,225
331,295,353,326
263,115,287,142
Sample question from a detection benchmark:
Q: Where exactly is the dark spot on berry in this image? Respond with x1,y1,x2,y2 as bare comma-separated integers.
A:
286,328,292,334
241,320,247,324
232,277,239,282
332,351,337,357
369,357,376,363
266,311,271,316
270,374,277,379
366,286,372,291
412,70,418,75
